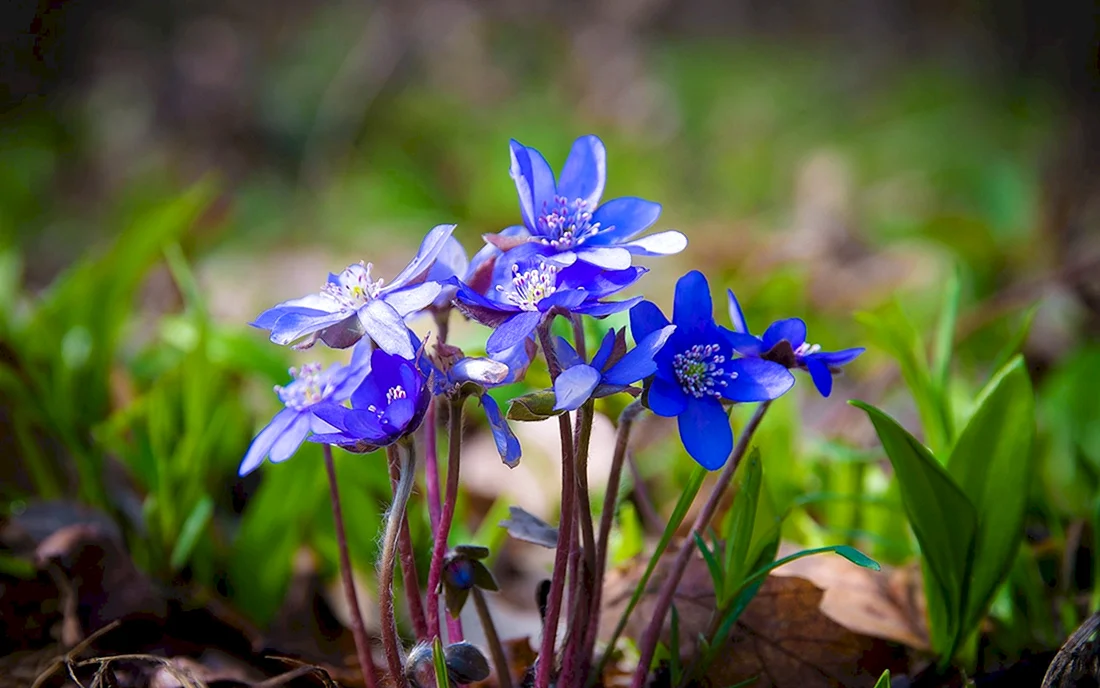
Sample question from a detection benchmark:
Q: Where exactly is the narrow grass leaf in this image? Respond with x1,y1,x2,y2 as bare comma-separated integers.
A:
170,495,215,571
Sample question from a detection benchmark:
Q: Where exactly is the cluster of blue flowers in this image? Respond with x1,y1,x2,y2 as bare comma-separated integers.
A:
239,135,863,475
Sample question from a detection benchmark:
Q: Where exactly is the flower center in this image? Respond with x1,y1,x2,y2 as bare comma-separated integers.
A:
276,362,334,410
673,343,734,398
496,262,558,311
536,196,602,249
322,261,384,309
794,342,822,357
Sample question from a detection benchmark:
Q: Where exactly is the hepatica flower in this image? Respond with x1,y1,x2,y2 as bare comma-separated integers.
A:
308,348,431,452
630,271,795,470
499,135,687,270
252,224,455,356
452,257,645,355
551,325,675,411
238,341,372,476
726,290,865,397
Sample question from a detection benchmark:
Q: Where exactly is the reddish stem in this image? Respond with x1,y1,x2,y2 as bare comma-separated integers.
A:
323,445,379,688
425,398,467,643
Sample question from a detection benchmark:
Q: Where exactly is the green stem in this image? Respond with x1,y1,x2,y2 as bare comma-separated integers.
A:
472,587,514,688
380,444,416,686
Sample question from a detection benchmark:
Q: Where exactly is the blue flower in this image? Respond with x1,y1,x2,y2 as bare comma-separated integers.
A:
452,257,646,356
251,224,456,356
238,340,372,476
551,325,675,411
308,348,432,452
630,271,795,470
725,290,865,398
496,136,687,269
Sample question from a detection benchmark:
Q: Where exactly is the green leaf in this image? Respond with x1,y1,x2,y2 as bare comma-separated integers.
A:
851,400,977,663
737,545,881,593
721,448,762,604
856,302,949,453
432,635,450,688
873,669,892,688
170,495,215,572
990,304,1038,375
694,532,724,598
946,356,1035,635
506,390,564,421
932,267,960,394
669,605,682,685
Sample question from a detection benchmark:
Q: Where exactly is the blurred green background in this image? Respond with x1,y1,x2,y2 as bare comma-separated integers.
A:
1,0,1098,669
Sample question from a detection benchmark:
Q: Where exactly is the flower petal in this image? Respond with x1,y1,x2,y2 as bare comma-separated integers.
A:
620,230,688,257
387,224,457,290
810,347,865,368
268,412,313,463
647,375,688,417
252,294,337,329
267,309,351,346
510,140,556,230
556,135,606,207
452,357,510,387
726,289,749,334
589,329,618,370
721,359,795,403
486,311,542,355
589,197,662,244
552,336,583,369
629,300,671,344
553,364,602,411
574,247,633,270
481,394,522,467
673,270,714,335
577,295,643,318
761,318,807,351
385,282,443,316
604,324,676,385
678,397,733,470
359,300,416,358
239,408,300,476
803,355,834,397
722,329,764,357
538,288,589,312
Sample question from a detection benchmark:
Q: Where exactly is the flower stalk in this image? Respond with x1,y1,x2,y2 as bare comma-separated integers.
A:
388,443,429,641
323,444,379,688
628,401,772,688
381,443,417,685
472,587,513,688
426,398,467,643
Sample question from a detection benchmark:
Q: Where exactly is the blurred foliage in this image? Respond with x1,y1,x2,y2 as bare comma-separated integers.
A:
0,26,1096,674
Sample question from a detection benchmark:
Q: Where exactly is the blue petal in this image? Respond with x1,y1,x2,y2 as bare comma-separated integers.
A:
604,325,675,385
574,247,632,270
577,295,643,318
387,224,457,290
647,375,688,417
268,309,351,346
239,408,300,476
620,230,687,257
493,339,536,384
268,412,313,463
510,141,556,231
803,355,834,397
452,357,510,386
553,365,602,411
630,300,671,344
312,402,354,432
552,336,583,369
481,394,522,467
726,290,749,334
556,135,606,208
384,282,443,316
427,235,469,283
538,289,588,312
358,300,416,358
252,294,337,330
486,311,542,355
590,329,618,370
673,271,714,335
589,197,662,244
384,395,417,435
810,347,865,368
721,359,796,403
761,318,807,351
678,397,733,470
722,329,764,357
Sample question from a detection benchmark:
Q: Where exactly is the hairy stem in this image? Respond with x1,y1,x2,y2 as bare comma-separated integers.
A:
426,398,467,643
472,588,514,688
424,398,442,534
629,402,772,688
381,444,417,685
323,445,379,688
580,399,645,681
388,443,429,641
535,318,576,688
560,399,598,688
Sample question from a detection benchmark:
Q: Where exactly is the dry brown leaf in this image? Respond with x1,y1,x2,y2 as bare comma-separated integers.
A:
602,546,911,688
771,545,930,651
